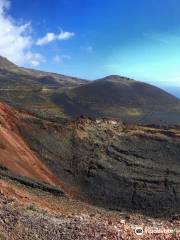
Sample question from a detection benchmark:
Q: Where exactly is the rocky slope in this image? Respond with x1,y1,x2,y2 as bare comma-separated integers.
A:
0,101,180,217
0,172,180,240
0,102,83,198
0,102,62,186
0,100,180,238
16,112,180,217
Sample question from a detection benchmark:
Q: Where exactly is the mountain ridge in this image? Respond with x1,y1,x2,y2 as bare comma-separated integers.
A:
0,56,19,71
0,55,180,124
52,75,180,123
0,55,88,88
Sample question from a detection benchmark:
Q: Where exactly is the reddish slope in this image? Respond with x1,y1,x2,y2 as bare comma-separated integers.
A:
0,102,65,187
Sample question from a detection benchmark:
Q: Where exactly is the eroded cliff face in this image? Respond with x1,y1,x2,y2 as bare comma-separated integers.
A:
0,101,180,216
17,113,180,216
62,118,180,216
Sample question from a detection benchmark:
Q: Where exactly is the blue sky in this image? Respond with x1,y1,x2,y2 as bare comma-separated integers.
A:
1,0,180,89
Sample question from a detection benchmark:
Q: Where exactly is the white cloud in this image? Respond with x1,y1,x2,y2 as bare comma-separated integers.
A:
58,31,75,40
36,30,75,46
53,54,71,64
36,33,56,46
0,0,44,66
26,52,45,67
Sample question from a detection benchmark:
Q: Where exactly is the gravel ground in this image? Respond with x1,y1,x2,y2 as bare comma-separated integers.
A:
0,193,180,240
0,194,120,240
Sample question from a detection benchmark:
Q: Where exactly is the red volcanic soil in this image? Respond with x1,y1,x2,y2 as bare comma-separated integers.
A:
0,102,82,198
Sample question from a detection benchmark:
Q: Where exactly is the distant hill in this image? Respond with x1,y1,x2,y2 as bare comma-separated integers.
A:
0,56,180,124
68,75,178,106
0,56,87,119
52,75,180,123
0,56,87,89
